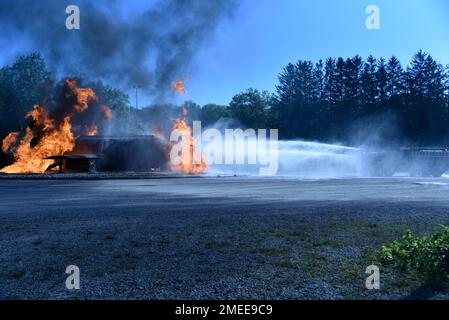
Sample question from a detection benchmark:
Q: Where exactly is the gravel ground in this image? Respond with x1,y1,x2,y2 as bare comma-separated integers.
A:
1,176,449,300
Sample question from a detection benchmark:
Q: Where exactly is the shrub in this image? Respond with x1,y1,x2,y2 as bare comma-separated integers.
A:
378,226,449,286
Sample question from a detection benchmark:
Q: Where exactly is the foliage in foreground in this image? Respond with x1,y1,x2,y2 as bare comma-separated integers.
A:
378,227,449,286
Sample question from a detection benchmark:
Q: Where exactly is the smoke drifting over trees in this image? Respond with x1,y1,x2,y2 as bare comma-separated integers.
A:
0,0,237,101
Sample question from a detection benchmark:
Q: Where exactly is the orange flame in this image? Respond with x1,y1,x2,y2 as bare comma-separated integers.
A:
66,79,98,112
86,125,98,136
0,109,75,174
170,118,207,175
171,79,186,95
0,80,97,174
2,132,19,153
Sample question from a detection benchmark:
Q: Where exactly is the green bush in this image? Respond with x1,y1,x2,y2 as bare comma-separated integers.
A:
378,227,449,286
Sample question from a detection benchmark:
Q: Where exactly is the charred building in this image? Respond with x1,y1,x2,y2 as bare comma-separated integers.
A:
45,135,169,173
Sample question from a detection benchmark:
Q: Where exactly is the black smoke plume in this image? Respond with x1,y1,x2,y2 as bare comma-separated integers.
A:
0,0,237,101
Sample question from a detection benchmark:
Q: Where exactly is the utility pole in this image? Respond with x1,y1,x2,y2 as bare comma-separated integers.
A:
132,85,140,109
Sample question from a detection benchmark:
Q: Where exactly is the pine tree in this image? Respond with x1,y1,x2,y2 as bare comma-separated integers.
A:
343,55,363,105
312,60,324,103
386,56,404,98
323,58,337,105
275,63,297,104
361,55,378,105
334,57,346,104
406,50,427,97
376,57,388,104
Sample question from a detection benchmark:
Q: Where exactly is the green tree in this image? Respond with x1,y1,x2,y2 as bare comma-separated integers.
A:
386,56,404,98
0,53,52,136
376,57,388,104
360,55,378,106
404,51,448,142
323,58,338,105
334,57,346,104
200,104,230,127
229,88,271,128
343,56,363,106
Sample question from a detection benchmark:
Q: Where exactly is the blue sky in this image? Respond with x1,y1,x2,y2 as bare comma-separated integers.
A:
1,0,448,107
185,0,449,106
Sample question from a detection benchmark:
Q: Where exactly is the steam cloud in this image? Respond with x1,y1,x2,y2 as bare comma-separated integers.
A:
0,0,237,101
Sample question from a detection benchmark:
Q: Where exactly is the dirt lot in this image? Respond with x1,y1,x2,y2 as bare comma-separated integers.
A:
1,176,449,299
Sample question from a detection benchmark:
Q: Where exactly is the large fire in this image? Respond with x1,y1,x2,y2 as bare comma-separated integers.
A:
170,117,208,174
0,78,208,175
170,80,208,175
0,79,101,174
1,108,76,174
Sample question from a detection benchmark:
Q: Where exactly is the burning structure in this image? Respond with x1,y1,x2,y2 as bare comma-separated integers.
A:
44,135,168,173
0,79,207,175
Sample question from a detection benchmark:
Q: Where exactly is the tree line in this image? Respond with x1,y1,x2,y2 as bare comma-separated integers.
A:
272,51,449,145
184,50,449,146
1,51,448,157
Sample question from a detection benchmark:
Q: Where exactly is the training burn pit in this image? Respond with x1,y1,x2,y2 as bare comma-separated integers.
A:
53,135,170,173
0,79,207,175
